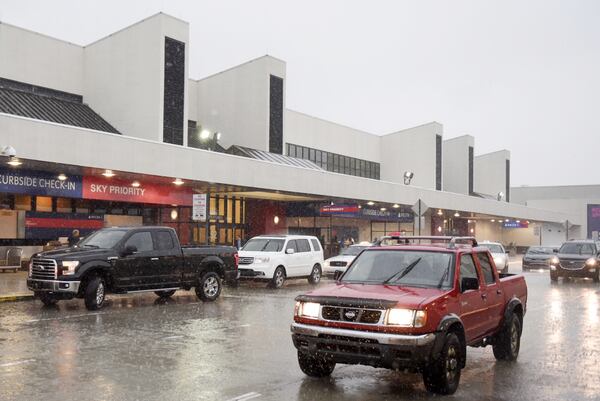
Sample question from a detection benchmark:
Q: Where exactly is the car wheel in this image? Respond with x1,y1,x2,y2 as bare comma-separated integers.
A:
196,272,222,302
154,290,177,298
36,292,58,306
297,351,335,377
550,272,558,282
84,276,106,311
593,272,599,283
492,313,522,361
422,332,462,395
269,266,286,289
308,264,322,285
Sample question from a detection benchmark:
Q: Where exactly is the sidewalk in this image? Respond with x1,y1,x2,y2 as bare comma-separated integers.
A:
0,271,34,302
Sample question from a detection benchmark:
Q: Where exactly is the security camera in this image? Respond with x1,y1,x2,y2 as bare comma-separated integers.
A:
1,146,17,158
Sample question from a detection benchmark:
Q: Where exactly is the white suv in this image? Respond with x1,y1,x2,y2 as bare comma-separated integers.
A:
238,235,325,288
479,241,509,273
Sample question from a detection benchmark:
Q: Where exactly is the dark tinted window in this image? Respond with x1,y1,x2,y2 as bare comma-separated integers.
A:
269,75,284,154
155,231,174,250
559,242,596,255
163,37,185,145
477,253,495,284
460,254,479,291
297,239,311,252
310,239,321,252
125,232,153,252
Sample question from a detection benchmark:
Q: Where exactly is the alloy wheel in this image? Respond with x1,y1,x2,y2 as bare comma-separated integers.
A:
96,282,105,305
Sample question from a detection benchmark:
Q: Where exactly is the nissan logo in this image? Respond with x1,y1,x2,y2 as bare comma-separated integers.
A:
344,310,357,320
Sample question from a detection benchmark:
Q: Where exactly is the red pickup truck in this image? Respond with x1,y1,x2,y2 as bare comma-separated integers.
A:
291,236,527,395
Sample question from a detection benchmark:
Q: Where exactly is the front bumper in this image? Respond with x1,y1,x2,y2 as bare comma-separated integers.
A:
291,322,438,371
27,278,80,294
523,260,549,269
238,267,270,280
552,266,598,278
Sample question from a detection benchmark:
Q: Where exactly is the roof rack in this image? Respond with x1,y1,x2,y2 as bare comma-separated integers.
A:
374,236,478,248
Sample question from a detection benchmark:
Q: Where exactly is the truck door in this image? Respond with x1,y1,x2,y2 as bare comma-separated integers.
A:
114,231,158,289
152,230,182,288
476,252,505,333
458,254,489,342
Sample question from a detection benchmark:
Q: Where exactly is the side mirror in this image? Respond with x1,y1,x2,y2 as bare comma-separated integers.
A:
461,277,479,292
505,250,510,254
121,245,137,257
286,248,295,255
553,248,559,253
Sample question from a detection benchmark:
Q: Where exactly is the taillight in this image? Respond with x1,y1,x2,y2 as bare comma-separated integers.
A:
234,252,239,267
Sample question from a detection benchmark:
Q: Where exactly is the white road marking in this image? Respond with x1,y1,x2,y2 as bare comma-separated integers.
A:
0,359,35,368
225,392,261,401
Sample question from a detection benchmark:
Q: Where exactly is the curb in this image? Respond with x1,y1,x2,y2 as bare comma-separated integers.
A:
0,293,35,303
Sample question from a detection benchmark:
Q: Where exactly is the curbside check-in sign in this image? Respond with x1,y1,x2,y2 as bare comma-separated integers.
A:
0,168,82,197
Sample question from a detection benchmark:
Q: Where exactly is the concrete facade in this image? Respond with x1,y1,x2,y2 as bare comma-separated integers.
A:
474,150,511,200
443,135,474,195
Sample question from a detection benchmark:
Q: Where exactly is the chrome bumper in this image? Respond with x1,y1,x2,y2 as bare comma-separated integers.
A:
27,279,81,293
291,322,436,346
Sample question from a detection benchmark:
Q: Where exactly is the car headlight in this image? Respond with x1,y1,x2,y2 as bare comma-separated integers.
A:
549,256,559,265
295,302,320,319
386,308,427,327
494,257,504,266
586,258,597,267
60,261,80,275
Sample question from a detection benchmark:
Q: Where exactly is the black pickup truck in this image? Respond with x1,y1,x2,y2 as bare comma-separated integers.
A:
27,226,238,310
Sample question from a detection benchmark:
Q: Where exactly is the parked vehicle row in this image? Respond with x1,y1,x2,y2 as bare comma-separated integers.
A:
292,236,527,395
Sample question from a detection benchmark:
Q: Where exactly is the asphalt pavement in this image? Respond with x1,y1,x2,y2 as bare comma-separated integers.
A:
1,262,599,401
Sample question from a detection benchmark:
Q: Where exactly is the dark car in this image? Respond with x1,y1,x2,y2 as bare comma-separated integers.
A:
522,246,557,270
548,240,600,282
27,226,238,310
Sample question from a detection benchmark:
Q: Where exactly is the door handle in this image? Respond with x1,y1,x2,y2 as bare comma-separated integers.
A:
151,257,159,261
481,293,487,299
496,289,502,295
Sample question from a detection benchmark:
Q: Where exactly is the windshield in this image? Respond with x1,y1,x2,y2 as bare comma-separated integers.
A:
341,250,454,289
242,238,285,252
526,246,554,255
481,244,503,253
559,242,596,255
340,246,368,256
78,230,127,249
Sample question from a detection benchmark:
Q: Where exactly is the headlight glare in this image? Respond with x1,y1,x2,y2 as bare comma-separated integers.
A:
299,302,320,319
586,258,597,267
386,308,416,326
550,256,559,265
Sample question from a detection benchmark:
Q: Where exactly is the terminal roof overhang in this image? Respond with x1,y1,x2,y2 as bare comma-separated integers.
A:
0,113,577,225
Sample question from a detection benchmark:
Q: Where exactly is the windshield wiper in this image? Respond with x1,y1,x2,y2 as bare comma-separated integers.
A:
382,257,422,284
437,262,451,288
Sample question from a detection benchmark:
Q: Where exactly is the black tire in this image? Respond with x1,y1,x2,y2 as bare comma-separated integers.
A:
593,274,600,283
492,313,522,361
308,264,322,285
297,351,335,377
84,276,106,311
36,292,58,306
423,332,462,395
269,266,286,289
195,272,222,302
154,290,176,298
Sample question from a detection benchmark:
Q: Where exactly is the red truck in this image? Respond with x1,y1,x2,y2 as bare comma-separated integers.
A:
291,236,527,395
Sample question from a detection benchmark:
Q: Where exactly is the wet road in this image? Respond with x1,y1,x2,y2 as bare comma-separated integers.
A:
1,264,599,401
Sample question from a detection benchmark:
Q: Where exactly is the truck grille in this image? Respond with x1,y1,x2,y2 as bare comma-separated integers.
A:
329,261,348,267
238,257,254,265
560,260,585,270
30,258,57,280
321,306,383,324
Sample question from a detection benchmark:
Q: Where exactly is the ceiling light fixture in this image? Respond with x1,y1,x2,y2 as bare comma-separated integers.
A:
392,204,400,208
437,209,443,216
173,178,184,186
380,207,387,212
57,174,67,181
132,181,141,188
367,201,375,206
102,170,115,177
454,212,460,217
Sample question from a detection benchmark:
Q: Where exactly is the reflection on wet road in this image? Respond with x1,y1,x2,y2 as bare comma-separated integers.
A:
1,268,599,401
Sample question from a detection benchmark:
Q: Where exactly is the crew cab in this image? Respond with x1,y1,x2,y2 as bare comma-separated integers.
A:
291,236,527,395
548,240,600,282
27,226,238,310
238,235,324,288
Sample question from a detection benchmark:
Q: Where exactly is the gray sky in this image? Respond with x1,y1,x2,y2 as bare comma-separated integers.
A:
1,0,599,186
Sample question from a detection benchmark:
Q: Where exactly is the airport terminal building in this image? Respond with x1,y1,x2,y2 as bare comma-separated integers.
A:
0,13,583,261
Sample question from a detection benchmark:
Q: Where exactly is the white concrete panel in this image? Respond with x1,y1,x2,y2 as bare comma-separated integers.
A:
194,56,286,151
380,122,442,189
443,135,474,195
83,13,189,142
284,110,380,162
474,150,510,200
0,23,83,94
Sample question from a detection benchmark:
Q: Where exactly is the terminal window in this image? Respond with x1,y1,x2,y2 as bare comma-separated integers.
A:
286,143,380,180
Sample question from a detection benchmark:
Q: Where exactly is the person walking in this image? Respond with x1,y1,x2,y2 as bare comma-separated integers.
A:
68,229,80,247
